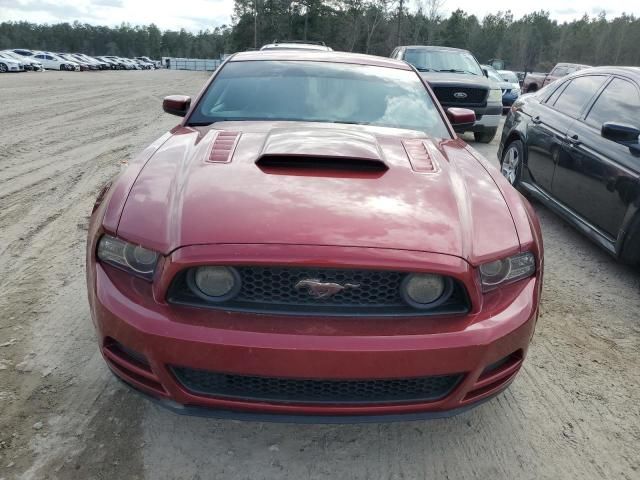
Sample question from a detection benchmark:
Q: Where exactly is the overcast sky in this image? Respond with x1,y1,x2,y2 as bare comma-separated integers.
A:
1,0,639,32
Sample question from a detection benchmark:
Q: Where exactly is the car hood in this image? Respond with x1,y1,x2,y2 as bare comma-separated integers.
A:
419,72,493,89
116,122,519,264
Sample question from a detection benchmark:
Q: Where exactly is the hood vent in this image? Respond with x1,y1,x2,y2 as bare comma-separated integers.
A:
403,139,437,173
256,155,388,173
207,131,240,163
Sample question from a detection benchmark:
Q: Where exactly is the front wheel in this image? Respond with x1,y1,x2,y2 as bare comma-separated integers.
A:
501,140,524,187
0,63,8,73
474,128,497,144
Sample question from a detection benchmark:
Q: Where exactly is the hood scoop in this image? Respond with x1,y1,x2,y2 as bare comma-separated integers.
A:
256,127,388,176
256,155,388,174
402,139,438,173
206,131,241,163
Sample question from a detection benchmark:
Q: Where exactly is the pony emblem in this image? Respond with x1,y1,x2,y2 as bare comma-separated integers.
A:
295,279,360,299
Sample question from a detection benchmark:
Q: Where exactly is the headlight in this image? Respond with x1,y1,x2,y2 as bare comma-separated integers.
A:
97,235,159,280
401,273,453,309
488,89,502,102
479,252,535,291
187,266,241,302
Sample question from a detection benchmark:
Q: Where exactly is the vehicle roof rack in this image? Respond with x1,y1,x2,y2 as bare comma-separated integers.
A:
272,39,326,46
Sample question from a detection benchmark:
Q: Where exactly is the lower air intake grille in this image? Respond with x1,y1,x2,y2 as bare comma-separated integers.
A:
172,367,462,405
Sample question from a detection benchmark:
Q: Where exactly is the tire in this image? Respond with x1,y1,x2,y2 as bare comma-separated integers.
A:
0,63,7,73
60,64,66,71
474,129,498,143
500,139,524,187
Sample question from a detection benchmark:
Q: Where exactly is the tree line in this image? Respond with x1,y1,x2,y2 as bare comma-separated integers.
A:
1,1,639,71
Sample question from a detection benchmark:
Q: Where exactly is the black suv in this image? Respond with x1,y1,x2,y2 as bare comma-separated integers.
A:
391,46,503,143
499,67,640,263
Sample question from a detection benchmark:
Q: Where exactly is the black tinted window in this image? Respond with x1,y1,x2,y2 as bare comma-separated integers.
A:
586,78,640,130
551,75,607,118
544,81,568,105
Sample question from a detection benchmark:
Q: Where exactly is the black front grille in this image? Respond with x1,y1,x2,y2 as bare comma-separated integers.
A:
167,266,469,316
172,367,463,405
432,86,488,105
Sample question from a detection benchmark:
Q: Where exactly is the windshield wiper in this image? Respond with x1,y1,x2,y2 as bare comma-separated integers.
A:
437,69,478,75
414,67,432,72
332,120,371,125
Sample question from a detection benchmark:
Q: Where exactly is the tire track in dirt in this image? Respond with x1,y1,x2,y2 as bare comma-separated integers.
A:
0,70,206,479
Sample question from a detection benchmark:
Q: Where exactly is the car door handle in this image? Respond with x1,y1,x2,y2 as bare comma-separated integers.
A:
568,134,581,147
531,116,541,125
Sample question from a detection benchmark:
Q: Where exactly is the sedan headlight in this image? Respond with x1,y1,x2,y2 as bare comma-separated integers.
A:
97,235,159,280
401,273,453,309
479,252,535,291
488,89,502,102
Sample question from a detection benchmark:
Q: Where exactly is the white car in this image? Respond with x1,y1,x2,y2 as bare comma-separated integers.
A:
0,52,25,72
1,50,43,71
133,58,155,69
135,56,160,68
32,52,80,71
122,58,143,69
104,56,136,69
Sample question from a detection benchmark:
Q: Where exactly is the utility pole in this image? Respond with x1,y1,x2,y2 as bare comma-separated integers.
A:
397,0,404,45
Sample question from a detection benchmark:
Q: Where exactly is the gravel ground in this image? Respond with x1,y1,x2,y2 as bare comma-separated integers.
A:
0,70,639,480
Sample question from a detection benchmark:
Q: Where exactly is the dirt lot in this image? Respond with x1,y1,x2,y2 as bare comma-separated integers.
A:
0,70,639,480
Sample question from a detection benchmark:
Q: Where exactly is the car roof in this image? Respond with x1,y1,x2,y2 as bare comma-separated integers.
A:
399,45,472,53
574,66,640,79
260,43,332,51
556,62,591,68
230,50,412,70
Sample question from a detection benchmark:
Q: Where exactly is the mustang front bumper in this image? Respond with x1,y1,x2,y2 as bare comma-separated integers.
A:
88,244,540,422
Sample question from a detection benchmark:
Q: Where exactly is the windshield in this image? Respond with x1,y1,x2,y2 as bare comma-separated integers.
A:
2,51,22,61
404,49,483,75
499,71,519,83
486,69,503,83
189,60,450,137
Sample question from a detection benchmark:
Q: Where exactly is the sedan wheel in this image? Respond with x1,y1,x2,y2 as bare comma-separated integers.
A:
0,63,7,73
501,141,523,186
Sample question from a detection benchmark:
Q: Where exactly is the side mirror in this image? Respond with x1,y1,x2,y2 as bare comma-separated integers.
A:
601,122,640,144
446,107,476,131
163,95,191,117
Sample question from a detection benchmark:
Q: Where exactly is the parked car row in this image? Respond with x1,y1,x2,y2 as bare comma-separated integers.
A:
0,49,160,72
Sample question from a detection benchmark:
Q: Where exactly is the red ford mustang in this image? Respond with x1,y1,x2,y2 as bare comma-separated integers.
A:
86,50,543,422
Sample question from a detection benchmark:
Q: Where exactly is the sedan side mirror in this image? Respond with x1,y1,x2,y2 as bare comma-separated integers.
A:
601,122,640,144
163,95,191,117
446,107,476,132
